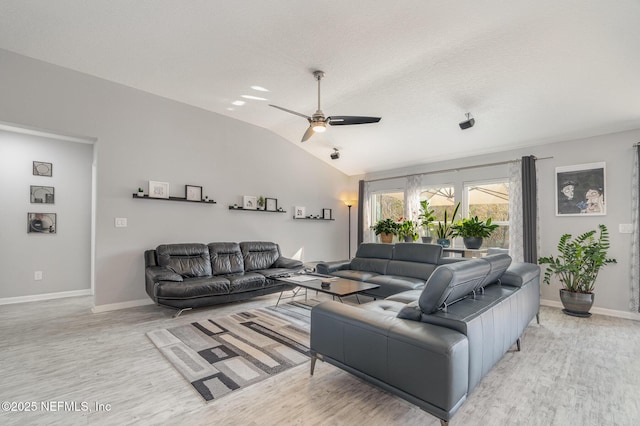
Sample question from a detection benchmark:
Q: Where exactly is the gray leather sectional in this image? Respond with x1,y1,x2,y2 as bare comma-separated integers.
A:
310,247,540,425
316,242,460,298
144,241,303,315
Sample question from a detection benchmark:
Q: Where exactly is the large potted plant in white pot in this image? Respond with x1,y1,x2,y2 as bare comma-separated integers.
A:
538,224,616,317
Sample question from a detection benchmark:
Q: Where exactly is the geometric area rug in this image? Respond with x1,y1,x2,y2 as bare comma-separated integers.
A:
146,299,318,402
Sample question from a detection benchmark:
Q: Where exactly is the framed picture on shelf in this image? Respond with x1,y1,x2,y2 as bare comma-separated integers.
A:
185,185,202,201
555,162,606,216
30,186,55,204
27,212,56,234
323,208,332,219
265,198,277,211
149,181,170,199
33,161,52,177
294,206,306,218
243,195,257,210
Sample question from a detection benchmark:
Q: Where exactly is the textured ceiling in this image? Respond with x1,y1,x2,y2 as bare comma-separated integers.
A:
1,1,639,175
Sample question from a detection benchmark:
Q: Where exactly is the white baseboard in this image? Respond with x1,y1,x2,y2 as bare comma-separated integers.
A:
0,289,92,306
91,298,154,313
541,298,640,321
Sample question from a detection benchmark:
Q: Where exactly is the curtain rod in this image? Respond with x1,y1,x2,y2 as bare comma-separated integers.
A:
365,156,553,184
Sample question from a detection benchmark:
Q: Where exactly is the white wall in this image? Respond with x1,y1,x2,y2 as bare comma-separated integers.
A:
365,129,640,314
0,49,356,309
0,130,93,298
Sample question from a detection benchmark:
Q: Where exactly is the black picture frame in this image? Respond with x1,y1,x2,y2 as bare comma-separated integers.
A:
30,185,55,204
185,185,203,201
27,212,57,234
323,208,332,219
33,161,52,177
555,162,606,216
265,198,277,211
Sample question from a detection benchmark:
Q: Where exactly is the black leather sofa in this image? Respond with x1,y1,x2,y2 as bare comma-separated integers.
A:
144,241,303,316
310,254,540,425
316,243,461,299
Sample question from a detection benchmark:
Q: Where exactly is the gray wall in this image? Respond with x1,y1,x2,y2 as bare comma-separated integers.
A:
0,49,355,308
0,130,93,298
365,129,640,314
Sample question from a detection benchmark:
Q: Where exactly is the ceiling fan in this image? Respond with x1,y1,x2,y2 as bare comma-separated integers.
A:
269,70,381,142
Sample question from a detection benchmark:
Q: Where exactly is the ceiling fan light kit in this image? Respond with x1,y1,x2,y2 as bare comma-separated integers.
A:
459,112,475,130
269,70,381,142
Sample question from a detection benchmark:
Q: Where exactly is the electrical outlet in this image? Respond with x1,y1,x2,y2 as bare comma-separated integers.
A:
34,271,43,281
619,223,633,234
115,218,127,228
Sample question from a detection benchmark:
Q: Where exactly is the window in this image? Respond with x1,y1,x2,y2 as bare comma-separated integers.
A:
464,180,509,248
420,186,455,221
372,191,404,223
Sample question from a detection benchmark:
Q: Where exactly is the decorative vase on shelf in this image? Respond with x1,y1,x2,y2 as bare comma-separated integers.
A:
462,237,483,250
380,233,393,244
437,238,450,248
404,236,413,242
421,236,433,243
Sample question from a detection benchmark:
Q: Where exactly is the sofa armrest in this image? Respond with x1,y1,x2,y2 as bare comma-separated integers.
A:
146,266,183,283
273,256,303,270
311,301,469,417
315,260,351,274
501,262,540,287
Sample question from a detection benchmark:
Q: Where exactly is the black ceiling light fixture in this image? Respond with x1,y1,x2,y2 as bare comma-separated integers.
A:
459,112,475,130
330,148,340,160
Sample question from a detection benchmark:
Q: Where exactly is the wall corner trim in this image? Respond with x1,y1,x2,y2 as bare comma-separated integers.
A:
0,289,92,306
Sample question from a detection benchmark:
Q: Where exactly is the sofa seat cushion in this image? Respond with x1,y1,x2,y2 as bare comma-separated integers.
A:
254,268,297,279
156,243,212,278
332,270,380,282
367,275,426,296
155,276,230,299
386,289,423,304
359,300,406,316
228,272,266,293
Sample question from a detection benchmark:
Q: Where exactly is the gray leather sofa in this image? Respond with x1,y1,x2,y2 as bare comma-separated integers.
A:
310,254,540,425
145,241,303,315
316,243,460,299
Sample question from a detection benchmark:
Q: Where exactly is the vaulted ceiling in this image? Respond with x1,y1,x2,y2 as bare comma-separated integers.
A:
1,1,639,175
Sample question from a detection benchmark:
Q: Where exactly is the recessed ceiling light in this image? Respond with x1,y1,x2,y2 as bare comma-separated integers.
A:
232,100,245,106
250,86,269,92
241,95,268,101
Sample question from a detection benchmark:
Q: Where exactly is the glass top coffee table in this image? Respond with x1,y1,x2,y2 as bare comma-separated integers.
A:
275,274,380,307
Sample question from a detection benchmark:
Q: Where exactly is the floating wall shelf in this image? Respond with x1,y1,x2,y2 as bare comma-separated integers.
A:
228,206,287,213
293,217,334,221
133,194,216,204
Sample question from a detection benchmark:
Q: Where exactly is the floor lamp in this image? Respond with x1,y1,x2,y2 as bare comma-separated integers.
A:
345,200,353,258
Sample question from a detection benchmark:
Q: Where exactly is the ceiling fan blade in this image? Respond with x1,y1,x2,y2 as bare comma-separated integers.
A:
328,116,381,126
269,104,311,120
301,126,315,142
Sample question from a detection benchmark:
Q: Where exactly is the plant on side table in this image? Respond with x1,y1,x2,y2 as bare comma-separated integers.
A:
451,216,499,249
538,224,617,317
370,218,399,243
435,202,460,247
397,218,419,242
418,200,437,243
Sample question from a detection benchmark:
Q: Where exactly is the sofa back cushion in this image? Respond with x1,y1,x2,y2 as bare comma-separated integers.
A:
386,243,442,279
475,254,512,290
208,242,244,275
418,259,491,314
156,243,212,278
350,243,394,274
240,241,281,271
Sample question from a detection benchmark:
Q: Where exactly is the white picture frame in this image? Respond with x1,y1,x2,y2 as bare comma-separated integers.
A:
555,162,606,216
149,181,170,199
185,185,202,201
243,195,257,210
294,206,306,218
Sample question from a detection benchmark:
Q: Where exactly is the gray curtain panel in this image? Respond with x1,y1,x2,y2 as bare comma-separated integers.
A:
521,156,537,264
358,179,365,246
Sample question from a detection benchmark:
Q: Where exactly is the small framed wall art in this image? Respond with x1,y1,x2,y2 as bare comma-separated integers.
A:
294,206,306,218
33,161,53,177
243,195,257,210
265,198,277,211
149,181,170,199
185,185,203,201
28,212,57,234
30,186,55,204
323,208,332,219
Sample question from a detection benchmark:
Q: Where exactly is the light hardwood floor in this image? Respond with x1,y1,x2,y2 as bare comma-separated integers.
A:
0,293,639,426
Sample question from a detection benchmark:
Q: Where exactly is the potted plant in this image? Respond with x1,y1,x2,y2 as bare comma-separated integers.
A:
397,219,419,242
435,202,460,247
451,216,499,249
418,200,437,243
538,224,617,317
370,218,399,243
257,196,266,210
137,187,144,197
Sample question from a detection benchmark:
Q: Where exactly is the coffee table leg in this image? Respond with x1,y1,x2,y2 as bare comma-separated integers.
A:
355,293,360,304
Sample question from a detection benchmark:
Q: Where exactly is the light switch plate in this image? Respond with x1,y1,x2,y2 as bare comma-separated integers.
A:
619,223,633,234
115,218,127,228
